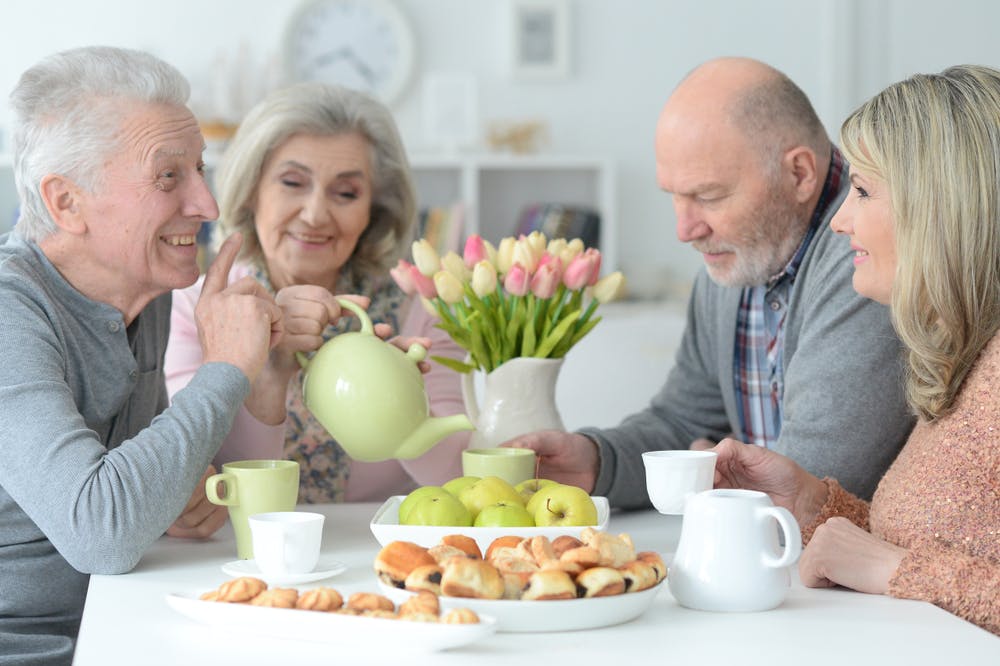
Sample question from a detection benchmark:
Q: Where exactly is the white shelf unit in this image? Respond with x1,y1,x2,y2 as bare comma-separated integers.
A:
0,153,618,271
409,154,617,271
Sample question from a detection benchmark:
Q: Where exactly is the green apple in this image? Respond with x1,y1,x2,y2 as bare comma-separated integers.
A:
532,484,599,527
525,483,564,516
473,500,535,527
515,478,558,504
398,486,453,524
400,493,473,526
457,476,524,521
442,475,481,498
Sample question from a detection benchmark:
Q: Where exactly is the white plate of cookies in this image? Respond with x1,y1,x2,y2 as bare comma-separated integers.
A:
373,529,666,632
166,578,497,652
370,495,611,554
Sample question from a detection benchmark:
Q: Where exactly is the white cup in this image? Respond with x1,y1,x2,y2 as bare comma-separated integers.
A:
642,450,717,514
248,511,324,575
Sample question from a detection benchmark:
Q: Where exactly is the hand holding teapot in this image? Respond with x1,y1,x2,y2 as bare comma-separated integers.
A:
296,298,474,462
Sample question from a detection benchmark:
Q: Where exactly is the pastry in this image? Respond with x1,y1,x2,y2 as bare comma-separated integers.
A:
559,545,602,570
441,608,480,624
550,535,584,558
576,566,626,598
374,541,437,588
213,576,267,603
440,557,504,599
581,528,635,568
636,551,667,583
618,559,658,593
364,609,400,620
526,535,557,565
404,564,443,596
399,590,440,617
249,588,298,608
427,544,468,564
440,534,483,559
296,587,344,611
521,570,577,600
485,535,524,562
347,592,395,613
398,611,439,623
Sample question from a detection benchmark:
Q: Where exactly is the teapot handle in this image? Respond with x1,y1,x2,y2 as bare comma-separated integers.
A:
295,297,375,369
460,356,480,424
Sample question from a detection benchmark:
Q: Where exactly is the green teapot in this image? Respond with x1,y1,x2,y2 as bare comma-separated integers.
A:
296,298,474,462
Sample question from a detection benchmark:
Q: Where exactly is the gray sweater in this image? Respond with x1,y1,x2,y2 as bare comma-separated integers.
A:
586,199,916,509
0,235,249,665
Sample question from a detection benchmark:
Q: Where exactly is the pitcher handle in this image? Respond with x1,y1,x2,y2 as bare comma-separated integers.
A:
460,358,480,424
759,505,802,569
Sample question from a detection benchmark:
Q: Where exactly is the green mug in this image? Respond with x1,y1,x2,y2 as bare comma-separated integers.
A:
206,460,299,560
462,447,538,486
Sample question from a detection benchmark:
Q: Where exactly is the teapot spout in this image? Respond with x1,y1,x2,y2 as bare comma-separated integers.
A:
394,414,475,460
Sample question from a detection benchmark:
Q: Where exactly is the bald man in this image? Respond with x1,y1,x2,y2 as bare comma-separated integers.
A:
504,58,915,507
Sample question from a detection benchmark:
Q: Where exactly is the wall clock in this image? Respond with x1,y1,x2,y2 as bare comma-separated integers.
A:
283,0,417,106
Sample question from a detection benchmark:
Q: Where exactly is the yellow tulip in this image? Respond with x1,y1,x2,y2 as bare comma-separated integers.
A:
496,237,516,274
592,271,627,303
433,270,465,305
441,251,470,281
472,261,498,297
412,239,440,277
512,238,539,274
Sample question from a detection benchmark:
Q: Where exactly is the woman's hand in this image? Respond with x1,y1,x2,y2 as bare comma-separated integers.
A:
372,323,433,374
799,517,907,594
268,287,370,374
711,438,829,526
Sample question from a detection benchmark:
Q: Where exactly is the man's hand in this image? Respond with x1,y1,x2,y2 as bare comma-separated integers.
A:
167,465,228,539
501,431,599,493
799,517,906,594
711,437,829,526
195,234,284,383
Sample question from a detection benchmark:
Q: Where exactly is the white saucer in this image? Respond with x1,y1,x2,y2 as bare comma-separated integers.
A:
221,555,347,585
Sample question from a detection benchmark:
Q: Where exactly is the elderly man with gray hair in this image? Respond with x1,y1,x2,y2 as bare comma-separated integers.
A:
0,46,282,664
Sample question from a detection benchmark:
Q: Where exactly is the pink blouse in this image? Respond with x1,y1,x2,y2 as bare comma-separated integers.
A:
165,263,471,502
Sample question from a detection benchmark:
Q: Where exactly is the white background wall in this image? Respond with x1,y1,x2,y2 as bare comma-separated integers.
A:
1,0,998,297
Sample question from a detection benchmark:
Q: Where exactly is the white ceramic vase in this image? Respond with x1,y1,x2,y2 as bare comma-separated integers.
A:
461,357,565,448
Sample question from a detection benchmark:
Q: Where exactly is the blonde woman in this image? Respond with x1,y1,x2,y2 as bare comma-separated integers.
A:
709,65,1000,634
166,83,470,503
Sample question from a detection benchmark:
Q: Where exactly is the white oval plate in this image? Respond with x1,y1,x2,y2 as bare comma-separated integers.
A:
378,580,664,633
166,591,497,652
370,495,610,554
220,554,347,585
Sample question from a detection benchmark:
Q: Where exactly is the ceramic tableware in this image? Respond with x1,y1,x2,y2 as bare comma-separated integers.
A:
206,460,299,560
296,298,474,462
461,447,537,486
669,488,801,612
248,511,324,576
642,450,716,515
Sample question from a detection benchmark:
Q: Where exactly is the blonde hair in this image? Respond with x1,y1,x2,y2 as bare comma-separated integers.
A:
213,82,415,277
840,65,1000,420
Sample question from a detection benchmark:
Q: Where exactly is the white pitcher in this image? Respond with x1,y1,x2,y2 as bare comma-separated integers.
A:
669,489,801,612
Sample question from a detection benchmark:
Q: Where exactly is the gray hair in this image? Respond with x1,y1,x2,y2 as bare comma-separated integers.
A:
214,82,416,277
728,71,830,176
9,46,190,242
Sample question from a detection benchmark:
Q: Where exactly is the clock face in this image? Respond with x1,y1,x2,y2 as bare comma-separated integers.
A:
284,0,416,106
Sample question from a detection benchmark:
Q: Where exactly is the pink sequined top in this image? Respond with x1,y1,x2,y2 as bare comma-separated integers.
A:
805,333,1000,635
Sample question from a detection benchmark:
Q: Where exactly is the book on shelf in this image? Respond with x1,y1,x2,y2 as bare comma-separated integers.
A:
416,202,465,254
515,203,601,248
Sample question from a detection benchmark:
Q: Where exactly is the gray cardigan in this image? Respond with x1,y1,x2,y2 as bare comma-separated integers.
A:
586,201,915,509
0,234,249,664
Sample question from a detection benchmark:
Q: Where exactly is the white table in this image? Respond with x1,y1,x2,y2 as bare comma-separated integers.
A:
73,503,999,665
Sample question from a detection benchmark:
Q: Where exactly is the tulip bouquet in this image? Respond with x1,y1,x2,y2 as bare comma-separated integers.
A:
391,231,626,374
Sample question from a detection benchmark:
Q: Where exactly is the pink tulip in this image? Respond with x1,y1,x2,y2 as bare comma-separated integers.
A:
583,248,603,286
530,263,560,299
504,263,529,296
408,264,438,299
390,259,416,295
563,253,596,290
537,252,561,272
463,234,488,268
